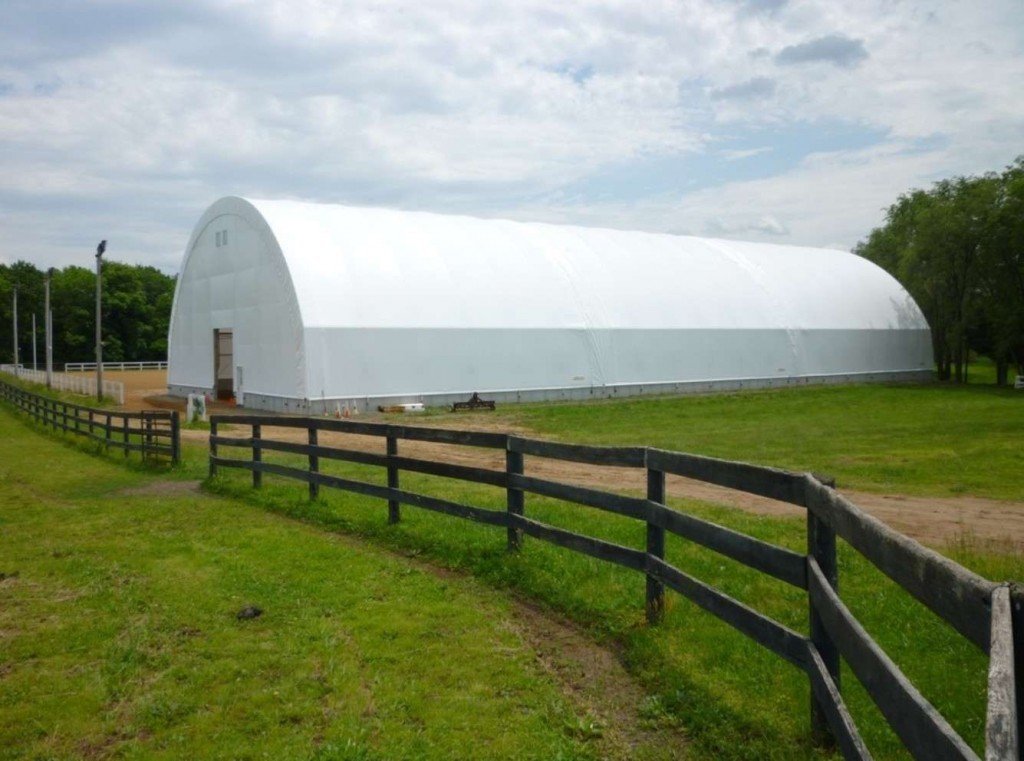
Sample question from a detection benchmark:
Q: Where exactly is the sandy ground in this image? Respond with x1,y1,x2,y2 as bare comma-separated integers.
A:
187,416,1024,553
94,370,1021,551
67,369,173,410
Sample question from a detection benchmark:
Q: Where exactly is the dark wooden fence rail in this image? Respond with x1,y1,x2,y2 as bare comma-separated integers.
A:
0,379,180,463
209,413,1020,760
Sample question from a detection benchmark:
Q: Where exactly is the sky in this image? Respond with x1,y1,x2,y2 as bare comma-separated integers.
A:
1,0,1022,273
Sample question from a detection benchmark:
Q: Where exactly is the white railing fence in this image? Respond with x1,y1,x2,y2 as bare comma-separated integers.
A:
63,360,167,372
0,364,125,405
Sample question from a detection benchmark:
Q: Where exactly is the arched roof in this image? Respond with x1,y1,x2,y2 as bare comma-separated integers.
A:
244,196,928,333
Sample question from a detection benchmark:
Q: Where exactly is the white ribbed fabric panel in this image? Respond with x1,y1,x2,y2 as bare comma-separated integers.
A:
167,196,932,406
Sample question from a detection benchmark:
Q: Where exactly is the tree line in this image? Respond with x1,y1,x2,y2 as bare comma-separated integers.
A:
855,156,1024,384
0,260,176,367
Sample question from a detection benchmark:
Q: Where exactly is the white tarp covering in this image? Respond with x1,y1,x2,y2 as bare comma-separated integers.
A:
167,196,932,410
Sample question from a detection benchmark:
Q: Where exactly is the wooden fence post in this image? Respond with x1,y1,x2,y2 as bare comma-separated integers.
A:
170,411,180,464
1012,585,1024,761
387,434,400,524
308,425,319,500
808,484,840,749
122,416,130,458
506,443,523,551
646,463,666,624
986,584,1020,760
209,418,218,477
252,423,262,488
105,413,112,452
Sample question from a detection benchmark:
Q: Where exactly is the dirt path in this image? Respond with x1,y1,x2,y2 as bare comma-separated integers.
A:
388,545,689,759
177,473,689,759
504,600,687,759
83,370,1023,550
186,421,1024,552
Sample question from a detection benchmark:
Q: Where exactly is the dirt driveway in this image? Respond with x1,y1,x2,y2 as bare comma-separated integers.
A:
120,371,1022,552
186,417,1024,553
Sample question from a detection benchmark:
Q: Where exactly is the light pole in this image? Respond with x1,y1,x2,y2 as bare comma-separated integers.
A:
95,240,106,401
11,285,18,368
31,313,37,371
44,269,53,388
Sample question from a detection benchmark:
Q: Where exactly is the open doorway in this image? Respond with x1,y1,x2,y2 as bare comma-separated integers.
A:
213,329,234,400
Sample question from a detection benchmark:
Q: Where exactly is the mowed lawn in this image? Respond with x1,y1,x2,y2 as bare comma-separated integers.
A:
492,380,1024,500
0,410,602,760
199,377,1023,760
3,375,1023,760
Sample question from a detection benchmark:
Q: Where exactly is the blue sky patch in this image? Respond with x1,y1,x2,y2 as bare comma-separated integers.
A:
557,120,890,203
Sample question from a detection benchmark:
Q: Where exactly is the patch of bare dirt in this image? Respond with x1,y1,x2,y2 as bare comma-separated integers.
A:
355,539,687,758
116,480,201,498
67,369,169,410
506,601,687,760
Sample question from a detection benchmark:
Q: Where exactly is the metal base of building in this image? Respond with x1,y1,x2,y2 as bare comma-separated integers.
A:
169,369,933,416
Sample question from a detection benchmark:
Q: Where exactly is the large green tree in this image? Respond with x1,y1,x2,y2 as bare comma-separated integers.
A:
855,157,1024,383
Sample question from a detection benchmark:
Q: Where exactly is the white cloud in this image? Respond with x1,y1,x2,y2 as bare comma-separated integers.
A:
0,0,1021,270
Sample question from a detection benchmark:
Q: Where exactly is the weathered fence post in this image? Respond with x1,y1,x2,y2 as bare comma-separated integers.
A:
308,424,319,500
1011,585,1024,760
506,439,523,551
808,476,840,749
170,411,180,464
985,584,1020,760
122,416,130,458
646,460,666,624
209,418,218,477
386,434,400,524
105,413,112,451
252,423,262,488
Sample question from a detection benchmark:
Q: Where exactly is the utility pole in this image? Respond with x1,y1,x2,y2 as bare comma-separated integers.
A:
32,313,37,371
95,240,106,401
11,285,18,368
44,269,53,388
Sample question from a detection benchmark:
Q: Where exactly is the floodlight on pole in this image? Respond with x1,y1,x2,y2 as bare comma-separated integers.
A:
44,269,53,388
95,240,106,401
11,285,18,368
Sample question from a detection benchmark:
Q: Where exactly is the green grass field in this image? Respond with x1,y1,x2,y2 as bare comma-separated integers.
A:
0,411,629,761
479,380,1024,500
206,451,1021,760
2,375,1022,759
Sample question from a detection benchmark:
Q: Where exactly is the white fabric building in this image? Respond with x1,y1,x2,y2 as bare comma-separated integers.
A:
167,196,932,412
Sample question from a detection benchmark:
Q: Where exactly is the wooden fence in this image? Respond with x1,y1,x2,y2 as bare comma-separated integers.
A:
0,379,179,463
210,414,1020,760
